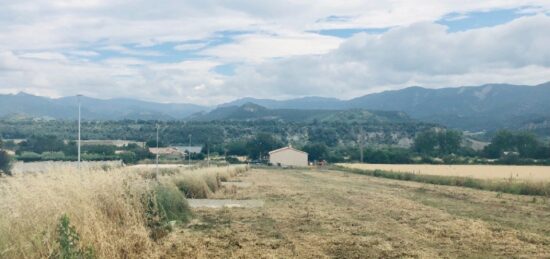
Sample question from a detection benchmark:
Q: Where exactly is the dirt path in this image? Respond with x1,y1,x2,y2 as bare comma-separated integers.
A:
160,168,550,258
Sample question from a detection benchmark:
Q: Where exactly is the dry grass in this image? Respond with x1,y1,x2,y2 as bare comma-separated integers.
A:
0,164,248,258
339,163,550,181
160,168,550,258
4,165,548,258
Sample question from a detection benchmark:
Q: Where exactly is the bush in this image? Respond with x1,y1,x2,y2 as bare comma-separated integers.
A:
18,151,42,162
225,156,241,164
154,183,192,223
54,214,95,259
174,177,210,199
118,151,138,164
42,151,67,161
0,150,13,175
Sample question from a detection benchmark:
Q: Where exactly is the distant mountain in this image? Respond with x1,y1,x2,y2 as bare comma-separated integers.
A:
220,96,346,110
189,102,414,124
219,82,550,132
2,82,550,134
0,92,206,120
346,82,550,131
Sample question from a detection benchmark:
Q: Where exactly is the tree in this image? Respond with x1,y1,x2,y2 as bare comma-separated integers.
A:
18,135,66,154
413,129,462,156
246,133,283,160
225,140,248,156
303,143,328,162
82,145,117,156
413,130,439,154
0,140,13,175
483,131,541,158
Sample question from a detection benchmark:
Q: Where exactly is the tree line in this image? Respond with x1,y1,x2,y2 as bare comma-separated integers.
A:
1,119,549,175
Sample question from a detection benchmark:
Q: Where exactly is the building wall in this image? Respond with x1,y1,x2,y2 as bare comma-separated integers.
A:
269,149,308,167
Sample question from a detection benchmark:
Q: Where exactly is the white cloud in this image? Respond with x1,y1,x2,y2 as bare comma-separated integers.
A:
223,15,550,99
201,32,343,62
0,1,549,104
19,52,68,61
66,50,99,57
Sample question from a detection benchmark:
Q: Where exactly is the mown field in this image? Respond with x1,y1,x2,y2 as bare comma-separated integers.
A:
2,166,550,258
339,163,550,181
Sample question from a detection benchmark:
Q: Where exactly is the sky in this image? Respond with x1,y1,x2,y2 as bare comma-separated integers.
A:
0,1,549,105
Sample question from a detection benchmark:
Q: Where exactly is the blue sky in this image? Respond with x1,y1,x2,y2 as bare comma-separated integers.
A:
0,1,549,104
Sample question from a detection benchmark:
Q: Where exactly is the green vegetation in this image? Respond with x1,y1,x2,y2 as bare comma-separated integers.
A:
1,119,549,165
4,135,153,164
54,214,95,259
413,129,462,155
483,130,550,159
0,139,13,175
337,166,550,197
302,142,329,162
245,133,284,160
154,184,192,223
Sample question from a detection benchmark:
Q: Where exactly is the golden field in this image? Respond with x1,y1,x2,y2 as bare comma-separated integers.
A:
339,163,550,181
1,166,550,258
0,165,247,258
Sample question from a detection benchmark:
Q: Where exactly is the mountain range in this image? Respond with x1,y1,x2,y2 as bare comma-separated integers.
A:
0,92,206,120
1,82,549,133
220,82,550,132
188,102,413,124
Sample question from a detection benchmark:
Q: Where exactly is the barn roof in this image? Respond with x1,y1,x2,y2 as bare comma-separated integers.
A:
268,146,308,155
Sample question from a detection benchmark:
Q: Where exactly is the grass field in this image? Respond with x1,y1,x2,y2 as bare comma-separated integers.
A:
339,163,550,181
2,167,550,258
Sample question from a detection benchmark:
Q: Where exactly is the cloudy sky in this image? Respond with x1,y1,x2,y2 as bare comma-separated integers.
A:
0,0,549,105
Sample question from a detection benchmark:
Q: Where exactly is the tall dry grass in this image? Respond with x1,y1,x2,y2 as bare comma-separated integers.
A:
159,165,248,199
0,164,249,258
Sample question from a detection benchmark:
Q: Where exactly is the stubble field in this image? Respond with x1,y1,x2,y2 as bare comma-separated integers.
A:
2,166,550,258
339,163,550,181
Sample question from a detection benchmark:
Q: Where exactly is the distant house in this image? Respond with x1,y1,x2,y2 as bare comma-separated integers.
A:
174,146,203,154
268,146,308,167
80,140,146,148
149,147,181,155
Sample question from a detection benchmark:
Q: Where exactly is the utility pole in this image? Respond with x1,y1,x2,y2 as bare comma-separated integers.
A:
156,124,159,175
358,127,365,163
77,94,82,169
188,134,192,166
207,137,210,167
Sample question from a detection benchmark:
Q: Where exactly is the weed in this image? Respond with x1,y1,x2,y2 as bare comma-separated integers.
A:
53,214,95,259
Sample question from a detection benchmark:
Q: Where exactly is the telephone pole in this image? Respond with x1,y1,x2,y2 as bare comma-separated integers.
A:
77,94,82,169
188,134,192,166
358,127,365,163
156,124,159,175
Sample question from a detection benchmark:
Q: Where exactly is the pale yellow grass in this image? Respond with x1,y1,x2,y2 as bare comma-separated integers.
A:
159,168,550,258
0,164,248,258
339,163,550,181
128,164,190,169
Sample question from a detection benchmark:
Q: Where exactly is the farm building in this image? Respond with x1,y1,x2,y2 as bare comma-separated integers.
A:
174,146,203,154
149,147,181,156
268,146,308,167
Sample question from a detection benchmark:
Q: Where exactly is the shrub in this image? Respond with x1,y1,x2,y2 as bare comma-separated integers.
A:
118,151,137,164
42,151,67,161
54,214,95,259
154,183,192,223
203,173,221,193
18,151,42,162
174,177,210,199
0,150,12,175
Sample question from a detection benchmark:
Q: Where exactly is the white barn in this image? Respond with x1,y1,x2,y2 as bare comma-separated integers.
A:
268,146,308,167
